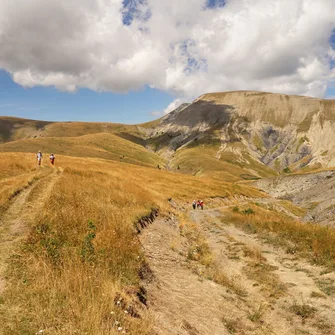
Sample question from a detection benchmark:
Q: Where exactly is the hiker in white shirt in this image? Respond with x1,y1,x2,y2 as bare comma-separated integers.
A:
37,151,43,166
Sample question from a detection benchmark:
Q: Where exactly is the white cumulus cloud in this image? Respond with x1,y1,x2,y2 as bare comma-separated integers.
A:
0,0,335,101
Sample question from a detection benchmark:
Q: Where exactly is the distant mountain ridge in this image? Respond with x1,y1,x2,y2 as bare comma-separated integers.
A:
143,91,335,176
1,91,335,180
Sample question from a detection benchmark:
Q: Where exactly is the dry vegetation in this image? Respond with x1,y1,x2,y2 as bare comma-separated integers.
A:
0,153,48,214
221,203,335,269
179,216,247,296
1,148,334,334
0,153,261,334
169,138,276,181
0,133,164,168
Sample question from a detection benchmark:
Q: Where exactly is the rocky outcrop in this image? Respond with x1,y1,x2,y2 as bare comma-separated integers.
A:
145,91,335,172
254,170,335,226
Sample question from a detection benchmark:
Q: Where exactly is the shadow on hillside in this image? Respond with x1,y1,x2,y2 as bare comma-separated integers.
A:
0,118,51,142
146,101,235,152
162,100,234,128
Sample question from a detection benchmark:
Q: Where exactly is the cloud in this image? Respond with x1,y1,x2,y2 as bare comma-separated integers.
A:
150,98,187,117
0,0,335,99
163,99,187,114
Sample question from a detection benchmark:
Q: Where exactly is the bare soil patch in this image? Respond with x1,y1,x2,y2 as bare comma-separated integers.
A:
141,206,335,335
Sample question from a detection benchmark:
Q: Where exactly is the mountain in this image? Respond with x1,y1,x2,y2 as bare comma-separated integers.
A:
142,91,335,179
2,93,335,334
1,91,335,181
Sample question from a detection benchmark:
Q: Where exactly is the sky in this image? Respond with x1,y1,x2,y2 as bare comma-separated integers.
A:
0,0,335,123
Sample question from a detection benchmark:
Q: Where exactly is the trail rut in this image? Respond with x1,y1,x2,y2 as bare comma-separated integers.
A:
141,207,335,335
0,168,62,296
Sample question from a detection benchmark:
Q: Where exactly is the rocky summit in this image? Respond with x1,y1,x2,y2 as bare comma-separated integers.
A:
144,91,335,174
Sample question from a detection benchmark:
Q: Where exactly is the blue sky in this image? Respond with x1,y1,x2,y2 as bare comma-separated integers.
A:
1,66,333,123
0,70,173,123
0,0,334,123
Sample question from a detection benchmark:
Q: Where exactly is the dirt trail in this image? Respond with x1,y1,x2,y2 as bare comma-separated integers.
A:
140,216,230,335
141,207,335,335
0,168,62,295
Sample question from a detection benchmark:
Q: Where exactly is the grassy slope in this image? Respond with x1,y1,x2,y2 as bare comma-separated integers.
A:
0,117,144,143
0,133,165,168
221,202,335,269
169,137,277,181
0,153,263,334
0,117,51,143
0,152,49,213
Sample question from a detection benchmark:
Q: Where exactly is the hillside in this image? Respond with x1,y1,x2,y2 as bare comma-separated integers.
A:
0,132,164,168
0,116,143,143
143,91,335,178
1,91,335,334
254,169,335,226
2,92,335,180
1,153,335,335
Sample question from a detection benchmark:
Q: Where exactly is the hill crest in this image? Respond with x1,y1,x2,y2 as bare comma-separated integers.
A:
1,90,335,178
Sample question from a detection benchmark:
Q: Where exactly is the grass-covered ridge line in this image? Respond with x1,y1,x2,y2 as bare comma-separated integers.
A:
0,133,165,169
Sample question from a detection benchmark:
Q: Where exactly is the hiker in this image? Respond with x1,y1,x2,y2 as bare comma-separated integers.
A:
200,200,204,210
192,200,196,210
36,151,43,166
49,153,55,165
197,200,201,209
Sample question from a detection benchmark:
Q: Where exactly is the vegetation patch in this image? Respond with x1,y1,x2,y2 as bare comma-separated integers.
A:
290,302,317,322
248,303,267,323
180,217,247,296
316,278,335,296
223,203,335,270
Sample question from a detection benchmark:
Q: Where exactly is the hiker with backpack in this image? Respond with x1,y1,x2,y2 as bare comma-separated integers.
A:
192,200,197,210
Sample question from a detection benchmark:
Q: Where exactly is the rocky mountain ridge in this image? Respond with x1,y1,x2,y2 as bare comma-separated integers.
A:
1,91,335,178
144,91,335,173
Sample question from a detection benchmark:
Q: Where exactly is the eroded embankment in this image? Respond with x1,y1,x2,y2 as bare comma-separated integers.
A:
139,204,335,335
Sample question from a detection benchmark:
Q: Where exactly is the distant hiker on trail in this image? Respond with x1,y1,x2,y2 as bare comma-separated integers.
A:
192,200,196,210
49,153,55,165
36,151,43,166
200,200,204,210
197,200,201,209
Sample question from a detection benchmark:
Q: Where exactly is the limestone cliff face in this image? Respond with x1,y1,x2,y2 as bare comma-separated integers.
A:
148,91,335,172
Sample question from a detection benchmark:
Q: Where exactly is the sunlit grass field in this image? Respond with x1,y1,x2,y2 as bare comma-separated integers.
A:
1,150,335,334
0,152,49,213
0,153,263,334
0,133,165,169
221,203,335,269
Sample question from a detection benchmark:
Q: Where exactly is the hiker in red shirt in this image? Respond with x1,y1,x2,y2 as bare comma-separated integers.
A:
200,200,204,210
49,153,55,165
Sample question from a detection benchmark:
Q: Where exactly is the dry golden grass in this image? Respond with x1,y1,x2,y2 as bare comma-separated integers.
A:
1,154,262,334
169,140,276,181
0,132,164,168
0,116,143,142
0,152,48,213
278,200,307,217
221,203,335,269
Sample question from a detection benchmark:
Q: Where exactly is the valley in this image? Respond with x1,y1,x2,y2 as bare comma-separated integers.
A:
0,91,335,334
